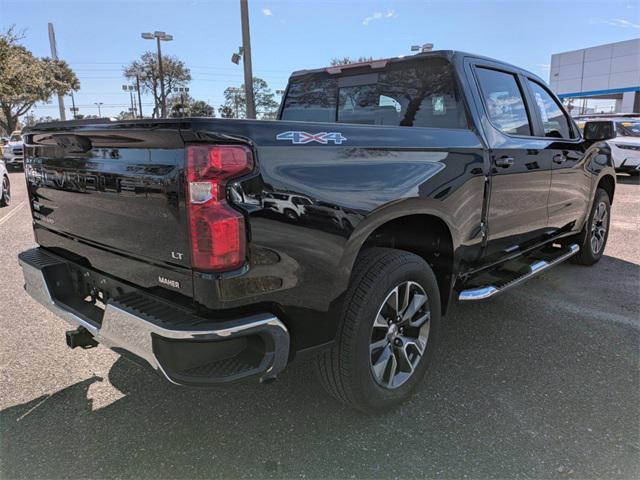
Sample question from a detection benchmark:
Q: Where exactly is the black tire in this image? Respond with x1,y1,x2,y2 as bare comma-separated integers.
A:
572,188,611,266
0,175,9,207
316,247,440,412
283,209,298,221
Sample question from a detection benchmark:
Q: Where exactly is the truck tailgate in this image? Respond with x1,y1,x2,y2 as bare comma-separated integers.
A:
25,124,192,294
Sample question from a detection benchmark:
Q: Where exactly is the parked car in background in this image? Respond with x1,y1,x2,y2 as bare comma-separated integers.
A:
0,159,10,207
575,116,640,175
305,201,358,233
263,192,313,221
2,131,24,171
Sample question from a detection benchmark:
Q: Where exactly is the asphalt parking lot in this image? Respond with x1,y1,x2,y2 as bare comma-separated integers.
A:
0,171,638,479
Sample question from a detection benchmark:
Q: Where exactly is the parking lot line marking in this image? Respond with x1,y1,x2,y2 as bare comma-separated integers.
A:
0,201,26,226
16,393,52,422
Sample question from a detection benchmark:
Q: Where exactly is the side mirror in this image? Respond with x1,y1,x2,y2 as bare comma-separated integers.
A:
583,121,616,141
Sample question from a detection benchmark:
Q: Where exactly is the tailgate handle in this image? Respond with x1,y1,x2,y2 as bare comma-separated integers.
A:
52,134,92,153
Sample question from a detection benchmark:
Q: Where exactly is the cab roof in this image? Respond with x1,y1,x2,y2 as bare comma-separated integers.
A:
289,50,545,84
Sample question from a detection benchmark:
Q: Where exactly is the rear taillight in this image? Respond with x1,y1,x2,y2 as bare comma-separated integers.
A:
186,145,253,271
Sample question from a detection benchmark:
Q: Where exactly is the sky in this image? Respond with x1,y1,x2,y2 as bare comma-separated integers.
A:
1,0,639,119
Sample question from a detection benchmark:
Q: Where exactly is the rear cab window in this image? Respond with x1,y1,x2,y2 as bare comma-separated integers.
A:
281,57,468,129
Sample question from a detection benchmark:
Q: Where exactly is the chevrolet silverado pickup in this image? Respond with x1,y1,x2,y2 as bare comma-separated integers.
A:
19,51,616,412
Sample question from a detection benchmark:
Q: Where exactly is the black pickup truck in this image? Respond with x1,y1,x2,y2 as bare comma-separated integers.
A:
19,51,616,412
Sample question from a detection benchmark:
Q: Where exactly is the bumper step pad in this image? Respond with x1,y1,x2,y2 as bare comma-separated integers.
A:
18,247,290,385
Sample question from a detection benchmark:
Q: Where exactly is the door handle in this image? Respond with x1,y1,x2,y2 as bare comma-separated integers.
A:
553,154,567,164
495,156,514,168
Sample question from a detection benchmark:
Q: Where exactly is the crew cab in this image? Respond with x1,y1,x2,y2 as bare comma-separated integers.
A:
19,51,616,412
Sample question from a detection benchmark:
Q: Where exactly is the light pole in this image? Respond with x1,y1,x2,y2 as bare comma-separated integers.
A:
122,85,137,118
141,31,173,118
94,102,104,117
228,87,243,118
173,87,190,116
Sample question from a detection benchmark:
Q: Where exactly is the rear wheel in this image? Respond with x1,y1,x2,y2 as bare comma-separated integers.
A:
0,175,10,207
573,188,610,266
316,248,440,412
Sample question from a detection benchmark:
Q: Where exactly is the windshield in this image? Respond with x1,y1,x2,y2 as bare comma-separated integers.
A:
617,121,640,137
9,134,21,142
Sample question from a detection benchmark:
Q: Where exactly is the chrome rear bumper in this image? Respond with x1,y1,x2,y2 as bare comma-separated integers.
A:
19,248,290,385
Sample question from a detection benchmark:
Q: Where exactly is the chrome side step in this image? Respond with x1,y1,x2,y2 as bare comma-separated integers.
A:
458,244,580,301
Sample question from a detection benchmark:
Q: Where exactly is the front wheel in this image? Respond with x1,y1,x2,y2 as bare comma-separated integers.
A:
283,209,298,222
573,188,611,266
316,248,440,412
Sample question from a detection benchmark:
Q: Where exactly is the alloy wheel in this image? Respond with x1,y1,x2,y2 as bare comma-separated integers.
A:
591,201,608,254
369,281,431,389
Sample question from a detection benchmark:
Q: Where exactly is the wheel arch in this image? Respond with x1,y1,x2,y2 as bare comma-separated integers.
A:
597,174,615,203
342,210,458,316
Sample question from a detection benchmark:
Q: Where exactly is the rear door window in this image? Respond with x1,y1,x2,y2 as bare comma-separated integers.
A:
527,80,574,139
475,67,532,136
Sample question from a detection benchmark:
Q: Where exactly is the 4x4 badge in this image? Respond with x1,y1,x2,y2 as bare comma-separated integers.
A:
276,131,347,145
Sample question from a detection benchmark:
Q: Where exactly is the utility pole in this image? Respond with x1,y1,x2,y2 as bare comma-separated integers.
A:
130,90,136,117
239,0,256,119
70,91,78,119
48,23,66,121
136,74,144,118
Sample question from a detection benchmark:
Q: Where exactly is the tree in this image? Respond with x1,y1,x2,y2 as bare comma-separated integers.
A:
218,105,235,119
123,52,191,118
221,77,279,120
330,56,374,66
0,26,79,133
116,110,136,120
168,95,215,118
189,100,215,117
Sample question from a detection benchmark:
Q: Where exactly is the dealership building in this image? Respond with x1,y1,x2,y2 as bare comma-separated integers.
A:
549,38,639,115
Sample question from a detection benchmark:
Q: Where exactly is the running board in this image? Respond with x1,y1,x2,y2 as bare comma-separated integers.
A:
458,244,580,301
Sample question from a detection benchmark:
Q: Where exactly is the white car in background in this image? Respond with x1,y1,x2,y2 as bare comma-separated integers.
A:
263,192,313,221
0,159,10,207
576,116,640,175
2,131,24,171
